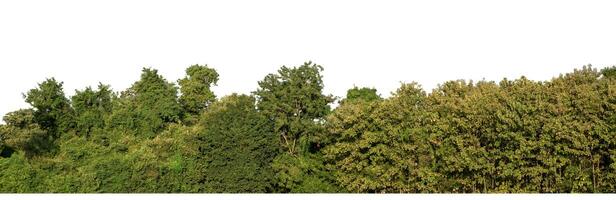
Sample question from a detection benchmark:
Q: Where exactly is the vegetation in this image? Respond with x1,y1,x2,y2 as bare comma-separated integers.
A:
1,63,616,193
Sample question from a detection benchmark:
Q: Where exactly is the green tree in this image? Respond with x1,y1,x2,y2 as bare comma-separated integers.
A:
543,67,609,192
71,83,114,137
178,64,219,116
24,78,74,137
253,61,334,155
253,62,338,192
428,80,502,192
0,109,51,157
322,99,385,192
198,94,279,192
323,83,438,192
107,68,182,137
600,65,616,79
131,68,182,123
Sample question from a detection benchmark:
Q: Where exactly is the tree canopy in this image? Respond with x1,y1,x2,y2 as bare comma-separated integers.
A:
254,61,335,155
178,64,219,116
197,94,278,192
2,63,616,193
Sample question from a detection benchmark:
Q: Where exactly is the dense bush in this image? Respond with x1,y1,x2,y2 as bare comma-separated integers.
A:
197,94,278,192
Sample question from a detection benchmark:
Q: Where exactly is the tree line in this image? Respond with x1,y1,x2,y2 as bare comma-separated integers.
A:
1,62,616,193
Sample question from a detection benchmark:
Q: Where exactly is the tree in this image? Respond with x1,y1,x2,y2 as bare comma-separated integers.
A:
71,83,114,137
24,78,74,137
197,94,279,192
543,66,610,192
253,62,339,192
107,68,182,137
322,83,439,192
600,65,616,79
428,80,499,192
322,99,385,192
0,109,51,157
131,68,182,123
253,61,335,155
178,64,219,116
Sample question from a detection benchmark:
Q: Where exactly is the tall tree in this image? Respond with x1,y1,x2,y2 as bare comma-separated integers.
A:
131,68,182,123
107,68,182,137
253,61,334,155
71,83,114,137
24,78,74,137
178,64,219,116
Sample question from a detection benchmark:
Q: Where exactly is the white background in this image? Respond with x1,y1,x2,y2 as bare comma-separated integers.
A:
1,0,616,120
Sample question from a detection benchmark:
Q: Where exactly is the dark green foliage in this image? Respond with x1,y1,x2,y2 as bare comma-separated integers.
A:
178,64,219,116
342,86,381,104
131,68,182,123
107,68,182,137
198,94,278,192
254,61,335,155
24,78,74,137
253,62,340,192
3,63,616,193
71,83,113,137
272,153,342,193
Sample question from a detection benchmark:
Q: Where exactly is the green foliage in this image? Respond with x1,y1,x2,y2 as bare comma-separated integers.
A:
253,62,340,192
342,86,381,104
134,123,204,192
254,61,335,155
71,83,113,137
600,65,616,79
323,83,439,192
178,64,219,116
198,94,279,192
24,78,74,136
0,126,5,156
131,68,183,123
0,109,52,157
0,153,40,192
107,68,182,137
3,63,616,193
272,153,342,193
